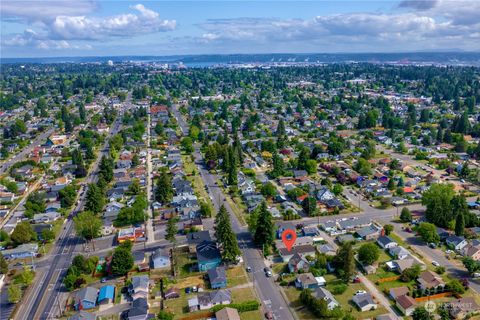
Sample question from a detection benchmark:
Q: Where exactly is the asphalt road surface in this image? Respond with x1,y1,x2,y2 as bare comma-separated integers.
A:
172,104,295,320
17,116,123,320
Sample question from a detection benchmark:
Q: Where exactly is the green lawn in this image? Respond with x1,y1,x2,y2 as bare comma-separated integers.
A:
175,251,201,279
226,266,249,288
182,155,215,217
282,274,388,319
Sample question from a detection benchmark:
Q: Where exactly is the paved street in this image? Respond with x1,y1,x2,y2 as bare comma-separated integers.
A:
0,128,55,174
16,114,124,320
172,104,295,320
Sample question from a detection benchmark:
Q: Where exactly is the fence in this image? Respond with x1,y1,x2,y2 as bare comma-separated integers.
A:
179,311,215,320
414,292,452,302
377,276,401,283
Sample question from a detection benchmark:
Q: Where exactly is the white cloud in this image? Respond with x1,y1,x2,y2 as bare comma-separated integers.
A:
3,3,176,49
196,2,480,52
1,0,97,21
3,29,91,50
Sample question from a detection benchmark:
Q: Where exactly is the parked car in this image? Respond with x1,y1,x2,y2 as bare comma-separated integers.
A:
429,243,437,249
246,266,252,273
264,268,272,277
265,311,274,320
432,261,440,267
185,287,192,294
101,278,107,283
355,290,367,295
473,273,480,278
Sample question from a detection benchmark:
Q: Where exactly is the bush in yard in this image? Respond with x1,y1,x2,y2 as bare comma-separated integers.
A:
211,300,260,313
157,310,174,320
331,284,348,295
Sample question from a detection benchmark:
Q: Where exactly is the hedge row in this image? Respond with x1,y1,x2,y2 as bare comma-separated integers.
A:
211,300,260,313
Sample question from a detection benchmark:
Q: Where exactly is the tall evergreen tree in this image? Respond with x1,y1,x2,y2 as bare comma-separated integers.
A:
335,242,355,282
155,172,173,204
455,212,465,236
85,184,105,213
270,152,284,178
214,206,240,263
253,202,274,252
99,156,114,182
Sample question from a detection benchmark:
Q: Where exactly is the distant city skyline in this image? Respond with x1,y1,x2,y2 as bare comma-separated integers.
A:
1,0,479,58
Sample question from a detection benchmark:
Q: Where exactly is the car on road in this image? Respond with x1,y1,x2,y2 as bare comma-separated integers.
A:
355,290,367,295
265,311,274,320
246,266,252,272
264,267,272,277
432,261,440,267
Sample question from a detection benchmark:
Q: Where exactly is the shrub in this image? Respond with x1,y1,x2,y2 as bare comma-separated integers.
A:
211,300,260,313
331,284,348,295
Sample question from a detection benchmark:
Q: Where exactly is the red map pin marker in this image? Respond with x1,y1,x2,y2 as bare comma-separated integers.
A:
281,229,297,252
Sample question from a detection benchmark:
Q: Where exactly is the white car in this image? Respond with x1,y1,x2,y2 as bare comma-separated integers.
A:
355,290,367,296
445,250,453,254
432,261,440,267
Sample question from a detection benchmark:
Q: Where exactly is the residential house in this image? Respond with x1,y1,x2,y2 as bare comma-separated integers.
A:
68,311,96,320
33,211,60,224
1,243,38,260
98,285,115,305
396,295,417,316
447,297,480,319
164,288,180,300
208,266,227,289
151,249,170,270
417,271,445,290
356,224,382,240
446,236,468,252
197,290,232,310
196,241,222,271
288,253,310,273
127,297,149,320
352,293,377,312
295,273,325,290
377,236,398,249
462,243,480,261
129,276,149,300
215,307,241,320
316,187,335,202
317,244,336,256
278,244,316,262
389,287,409,300
312,288,339,310
186,231,211,253
74,287,98,310
389,246,410,260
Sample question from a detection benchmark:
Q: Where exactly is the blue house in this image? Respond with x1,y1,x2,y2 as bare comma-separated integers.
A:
98,285,115,305
74,287,98,310
196,241,221,271
207,266,227,289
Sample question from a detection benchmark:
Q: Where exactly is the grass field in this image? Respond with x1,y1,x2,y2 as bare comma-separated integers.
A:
282,274,388,319
181,154,215,216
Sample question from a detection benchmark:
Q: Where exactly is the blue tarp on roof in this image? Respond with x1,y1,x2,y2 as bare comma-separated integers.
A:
98,285,115,302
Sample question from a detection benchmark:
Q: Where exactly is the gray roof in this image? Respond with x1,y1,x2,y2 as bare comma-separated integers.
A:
207,266,227,284
131,275,149,291
68,311,96,320
352,293,375,308
198,290,232,306
196,241,221,262
377,235,396,247
313,287,338,306
75,287,98,304
356,224,380,238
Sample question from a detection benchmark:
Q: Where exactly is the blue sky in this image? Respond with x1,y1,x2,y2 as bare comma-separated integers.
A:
1,0,479,57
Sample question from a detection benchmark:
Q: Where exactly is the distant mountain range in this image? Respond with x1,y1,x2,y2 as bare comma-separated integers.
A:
2,52,479,66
